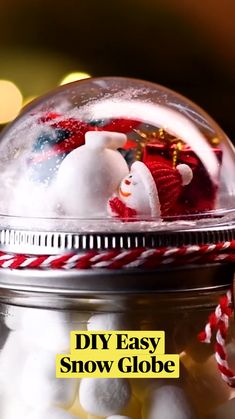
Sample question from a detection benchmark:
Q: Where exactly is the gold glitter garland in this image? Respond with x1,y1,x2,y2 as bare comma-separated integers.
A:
134,128,182,166
133,128,220,166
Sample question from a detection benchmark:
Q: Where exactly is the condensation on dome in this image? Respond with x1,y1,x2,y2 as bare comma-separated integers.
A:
0,76,234,232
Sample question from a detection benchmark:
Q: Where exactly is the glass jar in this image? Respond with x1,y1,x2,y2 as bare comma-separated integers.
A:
0,263,234,419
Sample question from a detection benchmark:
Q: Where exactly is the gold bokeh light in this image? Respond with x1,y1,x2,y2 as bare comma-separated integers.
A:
0,80,23,124
60,71,91,85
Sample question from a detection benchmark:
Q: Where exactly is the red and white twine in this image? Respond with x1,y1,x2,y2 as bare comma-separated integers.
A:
0,240,235,270
198,289,235,387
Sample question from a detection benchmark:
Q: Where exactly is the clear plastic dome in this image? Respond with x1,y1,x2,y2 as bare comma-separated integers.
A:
0,76,235,232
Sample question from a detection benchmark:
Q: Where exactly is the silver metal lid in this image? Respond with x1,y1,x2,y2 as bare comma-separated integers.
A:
0,222,235,254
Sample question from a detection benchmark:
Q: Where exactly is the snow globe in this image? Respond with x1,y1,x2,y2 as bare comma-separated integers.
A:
0,77,234,418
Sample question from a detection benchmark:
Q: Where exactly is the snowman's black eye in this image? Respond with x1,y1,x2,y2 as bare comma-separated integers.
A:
129,175,133,179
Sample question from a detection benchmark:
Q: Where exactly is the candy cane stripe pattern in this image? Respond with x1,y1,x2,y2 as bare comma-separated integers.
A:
0,240,234,270
198,290,235,387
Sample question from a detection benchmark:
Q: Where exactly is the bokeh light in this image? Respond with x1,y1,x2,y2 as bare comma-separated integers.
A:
0,80,23,124
60,72,91,85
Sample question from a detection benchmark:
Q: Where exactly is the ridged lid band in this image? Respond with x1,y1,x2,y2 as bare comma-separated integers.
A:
0,224,235,255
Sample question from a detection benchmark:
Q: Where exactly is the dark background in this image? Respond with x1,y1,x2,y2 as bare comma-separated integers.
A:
0,0,235,138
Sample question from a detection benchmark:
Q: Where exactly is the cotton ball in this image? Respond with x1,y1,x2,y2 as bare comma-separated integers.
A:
205,398,235,419
0,331,29,395
21,308,71,352
142,385,196,419
87,313,132,331
79,378,131,416
25,407,79,419
20,350,77,409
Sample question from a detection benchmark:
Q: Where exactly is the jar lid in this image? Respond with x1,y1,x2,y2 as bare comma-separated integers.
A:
0,222,235,254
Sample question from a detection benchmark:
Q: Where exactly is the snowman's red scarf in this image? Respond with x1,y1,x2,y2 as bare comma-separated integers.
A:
109,197,137,219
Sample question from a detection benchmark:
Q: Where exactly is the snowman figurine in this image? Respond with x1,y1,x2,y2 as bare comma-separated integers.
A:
109,160,193,219
55,131,129,217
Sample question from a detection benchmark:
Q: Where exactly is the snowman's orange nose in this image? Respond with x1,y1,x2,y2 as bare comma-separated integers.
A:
124,179,131,185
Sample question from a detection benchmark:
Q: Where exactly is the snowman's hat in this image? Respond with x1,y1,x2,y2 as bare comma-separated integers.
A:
131,161,193,217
